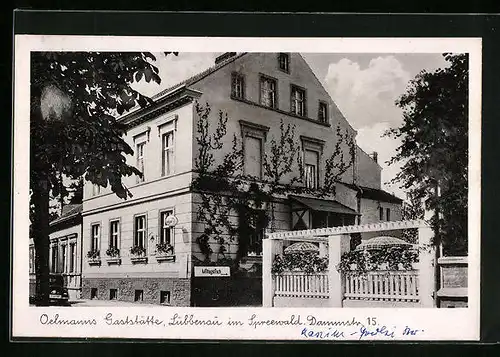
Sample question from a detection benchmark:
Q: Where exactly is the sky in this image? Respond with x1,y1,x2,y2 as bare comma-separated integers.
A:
131,52,450,200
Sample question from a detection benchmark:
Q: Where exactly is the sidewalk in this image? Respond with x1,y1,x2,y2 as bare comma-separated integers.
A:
68,299,166,307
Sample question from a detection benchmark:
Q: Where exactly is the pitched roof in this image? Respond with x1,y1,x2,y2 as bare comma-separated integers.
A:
152,52,248,100
343,183,403,204
49,203,82,226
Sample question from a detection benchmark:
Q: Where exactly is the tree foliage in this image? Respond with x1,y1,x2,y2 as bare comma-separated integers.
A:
385,53,468,256
191,102,356,262
30,51,173,304
30,52,168,198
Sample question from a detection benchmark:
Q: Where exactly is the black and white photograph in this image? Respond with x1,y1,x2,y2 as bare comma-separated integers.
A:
13,35,481,340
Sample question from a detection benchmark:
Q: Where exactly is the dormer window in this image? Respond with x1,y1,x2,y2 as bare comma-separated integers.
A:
278,53,290,73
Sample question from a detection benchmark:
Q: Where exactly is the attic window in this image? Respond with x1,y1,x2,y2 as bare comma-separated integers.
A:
278,53,290,73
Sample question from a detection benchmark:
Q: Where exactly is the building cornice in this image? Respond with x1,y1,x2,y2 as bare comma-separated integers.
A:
120,86,203,130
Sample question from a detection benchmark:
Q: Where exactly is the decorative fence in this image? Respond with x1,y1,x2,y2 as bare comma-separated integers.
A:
263,220,436,308
273,272,329,299
344,270,419,302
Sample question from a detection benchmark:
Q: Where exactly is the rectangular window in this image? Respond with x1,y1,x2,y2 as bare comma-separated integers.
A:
109,220,120,249
244,136,263,178
386,208,391,221
278,53,290,73
161,131,174,176
160,210,174,245
318,101,328,122
109,289,117,300
91,224,100,252
134,290,144,302
69,243,76,273
260,76,277,108
29,246,34,274
379,207,384,220
291,85,306,116
61,244,67,273
51,245,58,273
136,142,146,183
90,288,98,300
160,291,171,304
304,150,319,189
134,215,146,249
231,72,245,99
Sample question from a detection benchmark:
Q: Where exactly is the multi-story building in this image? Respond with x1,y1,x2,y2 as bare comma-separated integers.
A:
80,52,402,306
29,204,83,300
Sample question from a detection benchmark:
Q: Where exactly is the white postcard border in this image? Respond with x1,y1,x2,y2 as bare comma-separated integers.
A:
12,35,482,341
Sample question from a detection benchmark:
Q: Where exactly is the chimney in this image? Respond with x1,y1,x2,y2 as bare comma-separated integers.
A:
215,52,237,65
372,151,378,163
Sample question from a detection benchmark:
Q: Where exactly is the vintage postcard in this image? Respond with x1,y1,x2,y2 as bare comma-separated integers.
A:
12,35,481,341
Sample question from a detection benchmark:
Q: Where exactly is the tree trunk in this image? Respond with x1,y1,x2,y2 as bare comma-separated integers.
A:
32,177,50,306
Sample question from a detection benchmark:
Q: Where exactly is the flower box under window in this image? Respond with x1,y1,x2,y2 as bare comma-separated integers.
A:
130,256,148,263
130,246,147,264
156,254,175,262
106,257,122,265
105,247,121,264
88,257,101,266
87,249,101,265
155,243,175,262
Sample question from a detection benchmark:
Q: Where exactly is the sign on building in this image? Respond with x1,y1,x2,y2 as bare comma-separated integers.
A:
194,266,231,277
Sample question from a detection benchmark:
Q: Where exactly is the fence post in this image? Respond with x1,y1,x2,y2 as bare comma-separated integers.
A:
319,242,328,258
418,223,437,307
262,238,283,307
328,234,351,307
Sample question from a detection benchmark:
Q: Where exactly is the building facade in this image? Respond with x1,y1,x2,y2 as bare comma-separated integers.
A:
30,204,83,300
80,52,402,306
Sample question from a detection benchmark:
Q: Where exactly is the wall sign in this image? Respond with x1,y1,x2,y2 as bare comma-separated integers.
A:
194,266,231,277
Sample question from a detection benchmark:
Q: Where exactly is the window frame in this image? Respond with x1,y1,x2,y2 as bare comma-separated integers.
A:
277,53,290,73
136,141,146,183
231,72,245,99
133,213,147,250
61,243,67,273
300,136,324,190
50,243,58,273
318,100,328,123
304,161,318,189
161,130,175,177
29,246,35,274
158,209,175,246
239,120,269,180
290,84,307,117
379,207,384,221
69,242,76,273
90,223,101,252
386,208,391,221
259,74,278,109
109,219,121,250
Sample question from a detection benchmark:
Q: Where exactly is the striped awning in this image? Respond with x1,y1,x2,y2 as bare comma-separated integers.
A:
284,242,320,254
355,236,412,250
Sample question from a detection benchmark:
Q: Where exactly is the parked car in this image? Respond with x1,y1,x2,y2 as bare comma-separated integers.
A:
49,274,69,305
29,274,70,305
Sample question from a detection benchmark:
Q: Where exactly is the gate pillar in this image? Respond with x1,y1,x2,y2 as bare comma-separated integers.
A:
328,234,351,307
262,239,283,307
